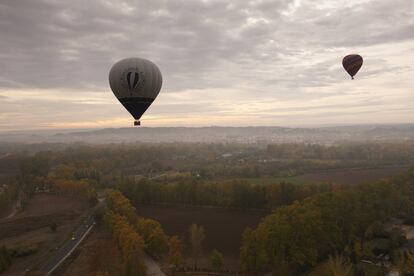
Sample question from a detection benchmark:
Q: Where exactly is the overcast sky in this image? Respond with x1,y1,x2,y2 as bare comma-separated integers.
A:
0,0,413,130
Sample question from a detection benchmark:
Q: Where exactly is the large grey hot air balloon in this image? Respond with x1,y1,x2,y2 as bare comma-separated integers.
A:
109,57,162,126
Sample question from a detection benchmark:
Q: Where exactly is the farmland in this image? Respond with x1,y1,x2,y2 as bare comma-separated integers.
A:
132,163,409,271
0,140,414,275
271,165,410,185
137,205,267,269
0,194,87,275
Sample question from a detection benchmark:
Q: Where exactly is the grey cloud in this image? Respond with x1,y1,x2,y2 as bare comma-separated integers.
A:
1,0,412,92
0,0,413,129
295,0,414,47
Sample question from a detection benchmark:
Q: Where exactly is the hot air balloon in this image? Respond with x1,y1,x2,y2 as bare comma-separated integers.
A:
342,54,363,79
109,57,162,126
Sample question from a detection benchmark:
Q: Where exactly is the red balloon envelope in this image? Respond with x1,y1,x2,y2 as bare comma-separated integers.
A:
342,54,363,79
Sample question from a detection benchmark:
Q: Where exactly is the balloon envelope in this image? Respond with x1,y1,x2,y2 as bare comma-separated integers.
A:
109,57,162,120
342,54,363,79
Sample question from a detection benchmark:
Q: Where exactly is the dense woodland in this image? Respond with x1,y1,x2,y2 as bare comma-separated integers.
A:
240,169,414,275
2,141,414,178
118,178,332,210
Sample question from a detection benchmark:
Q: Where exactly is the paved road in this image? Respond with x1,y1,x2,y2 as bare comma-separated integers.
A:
41,215,95,275
143,254,166,276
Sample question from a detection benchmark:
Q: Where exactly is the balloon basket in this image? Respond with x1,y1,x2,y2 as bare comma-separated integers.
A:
134,120,141,126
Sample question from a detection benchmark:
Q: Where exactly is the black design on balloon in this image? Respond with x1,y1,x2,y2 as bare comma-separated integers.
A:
118,97,154,120
127,71,139,90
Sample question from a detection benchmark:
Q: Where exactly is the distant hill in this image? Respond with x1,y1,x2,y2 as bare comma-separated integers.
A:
1,124,414,144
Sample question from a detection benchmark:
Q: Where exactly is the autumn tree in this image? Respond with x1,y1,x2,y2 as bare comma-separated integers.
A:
105,189,137,223
189,223,205,269
52,164,77,180
397,252,414,275
240,168,414,275
210,249,224,272
168,236,184,272
106,188,170,261
240,228,268,275
137,218,169,259
104,211,146,276
322,255,353,276
52,179,97,205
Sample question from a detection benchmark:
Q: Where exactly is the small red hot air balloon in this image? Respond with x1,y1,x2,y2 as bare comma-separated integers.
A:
342,54,363,79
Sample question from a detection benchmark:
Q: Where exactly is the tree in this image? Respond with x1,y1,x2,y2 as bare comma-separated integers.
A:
105,189,137,223
397,252,414,275
168,236,184,272
210,249,224,272
323,255,353,276
189,223,205,269
240,228,268,275
0,247,12,273
103,211,146,275
137,218,169,259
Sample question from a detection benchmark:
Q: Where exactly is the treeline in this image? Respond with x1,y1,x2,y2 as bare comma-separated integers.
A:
50,164,99,205
0,180,19,218
2,154,100,210
103,189,184,275
196,159,367,179
52,179,97,205
118,178,332,210
104,210,146,275
3,141,414,182
240,168,414,275
0,154,51,216
265,142,414,162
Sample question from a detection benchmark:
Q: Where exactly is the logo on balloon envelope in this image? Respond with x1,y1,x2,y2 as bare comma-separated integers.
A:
120,68,145,93
127,71,139,90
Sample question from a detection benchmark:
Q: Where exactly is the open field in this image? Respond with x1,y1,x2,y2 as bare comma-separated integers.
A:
283,166,410,185
243,165,411,185
0,194,87,276
15,194,85,218
137,205,267,270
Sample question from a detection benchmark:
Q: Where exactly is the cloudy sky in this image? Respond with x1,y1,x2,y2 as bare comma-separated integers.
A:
0,0,413,130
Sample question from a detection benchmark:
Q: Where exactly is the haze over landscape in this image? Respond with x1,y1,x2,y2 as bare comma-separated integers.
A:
2,124,414,144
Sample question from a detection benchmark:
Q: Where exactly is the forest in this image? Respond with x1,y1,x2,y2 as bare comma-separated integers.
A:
240,169,414,275
0,141,414,275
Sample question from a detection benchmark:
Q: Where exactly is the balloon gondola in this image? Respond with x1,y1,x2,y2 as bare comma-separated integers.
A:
109,57,162,126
